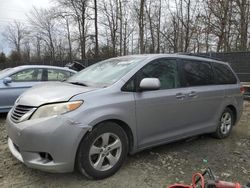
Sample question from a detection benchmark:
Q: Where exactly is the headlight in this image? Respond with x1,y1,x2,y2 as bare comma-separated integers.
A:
31,101,83,119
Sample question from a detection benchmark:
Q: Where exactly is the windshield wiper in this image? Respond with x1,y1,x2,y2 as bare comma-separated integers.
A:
68,81,88,87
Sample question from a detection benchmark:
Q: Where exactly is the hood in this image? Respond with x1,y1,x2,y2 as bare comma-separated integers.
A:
17,82,98,107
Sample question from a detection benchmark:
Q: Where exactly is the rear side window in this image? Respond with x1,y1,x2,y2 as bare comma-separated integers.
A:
213,63,237,84
180,59,213,87
47,69,71,81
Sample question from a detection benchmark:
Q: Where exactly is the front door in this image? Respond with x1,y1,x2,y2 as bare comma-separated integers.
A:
134,58,192,148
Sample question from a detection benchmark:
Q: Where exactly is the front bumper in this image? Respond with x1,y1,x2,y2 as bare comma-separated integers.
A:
5,112,90,173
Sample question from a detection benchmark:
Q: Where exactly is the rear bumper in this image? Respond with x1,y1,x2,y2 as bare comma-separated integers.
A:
5,112,90,173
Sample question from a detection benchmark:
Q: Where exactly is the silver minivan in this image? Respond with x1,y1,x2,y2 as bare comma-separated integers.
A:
5,54,244,179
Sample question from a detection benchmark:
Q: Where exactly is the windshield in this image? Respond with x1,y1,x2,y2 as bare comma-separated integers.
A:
67,57,145,87
0,68,11,74
0,68,13,79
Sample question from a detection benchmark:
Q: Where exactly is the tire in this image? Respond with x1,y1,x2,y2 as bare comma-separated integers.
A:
76,122,129,179
213,107,235,139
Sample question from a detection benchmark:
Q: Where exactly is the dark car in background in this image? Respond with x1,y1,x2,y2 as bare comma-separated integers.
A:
0,65,76,112
65,61,86,71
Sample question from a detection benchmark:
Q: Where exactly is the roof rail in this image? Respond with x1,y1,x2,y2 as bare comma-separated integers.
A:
175,52,222,61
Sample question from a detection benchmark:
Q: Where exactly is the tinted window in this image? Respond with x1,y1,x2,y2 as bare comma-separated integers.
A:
136,58,179,90
11,69,43,82
213,63,237,84
122,77,135,92
180,60,213,87
48,69,71,81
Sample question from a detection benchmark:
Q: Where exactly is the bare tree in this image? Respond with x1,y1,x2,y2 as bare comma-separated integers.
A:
28,7,57,62
3,0,250,62
23,38,31,62
156,0,162,53
72,0,90,60
145,0,155,53
100,0,119,56
54,12,73,62
122,1,135,55
138,0,146,54
34,34,42,61
205,0,234,52
65,16,73,62
57,0,90,60
94,0,99,57
3,21,27,60
235,0,250,51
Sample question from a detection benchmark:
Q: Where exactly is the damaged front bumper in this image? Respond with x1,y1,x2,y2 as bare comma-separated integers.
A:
5,112,90,173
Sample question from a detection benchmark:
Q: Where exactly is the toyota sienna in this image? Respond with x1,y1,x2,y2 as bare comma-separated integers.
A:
5,54,244,179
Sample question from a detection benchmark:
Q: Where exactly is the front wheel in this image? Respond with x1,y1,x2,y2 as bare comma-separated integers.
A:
213,107,234,139
76,122,128,179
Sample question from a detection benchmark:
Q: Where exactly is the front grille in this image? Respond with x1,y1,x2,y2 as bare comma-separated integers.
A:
11,105,36,123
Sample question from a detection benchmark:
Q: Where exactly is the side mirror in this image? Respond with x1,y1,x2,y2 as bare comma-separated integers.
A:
139,78,160,91
3,77,12,85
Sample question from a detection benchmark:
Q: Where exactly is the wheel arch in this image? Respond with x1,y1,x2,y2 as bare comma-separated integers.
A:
77,118,135,155
74,119,134,179
95,119,135,153
225,104,237,125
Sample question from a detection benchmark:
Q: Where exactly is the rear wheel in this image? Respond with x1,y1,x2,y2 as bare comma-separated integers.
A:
213,107,234,139
76,122,128,179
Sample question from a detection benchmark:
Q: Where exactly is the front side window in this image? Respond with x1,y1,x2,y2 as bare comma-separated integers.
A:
213,63,237,84
180,59,213,87
135,58,179,90
11,69,43,82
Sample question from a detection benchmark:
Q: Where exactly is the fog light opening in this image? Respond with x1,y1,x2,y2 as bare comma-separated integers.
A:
39,152,53,162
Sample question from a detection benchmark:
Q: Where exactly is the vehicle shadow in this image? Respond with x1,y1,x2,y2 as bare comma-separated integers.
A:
0,113,7,119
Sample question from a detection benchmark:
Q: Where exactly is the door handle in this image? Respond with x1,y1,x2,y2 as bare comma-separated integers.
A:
176,93,186,100
188,91,197,98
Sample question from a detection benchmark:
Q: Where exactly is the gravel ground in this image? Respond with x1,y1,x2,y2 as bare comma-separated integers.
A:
0,103,250,188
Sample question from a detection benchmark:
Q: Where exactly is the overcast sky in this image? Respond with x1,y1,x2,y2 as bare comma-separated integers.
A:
0,0,52,53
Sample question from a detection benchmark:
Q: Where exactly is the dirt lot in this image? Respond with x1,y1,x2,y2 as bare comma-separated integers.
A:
0,103,250,188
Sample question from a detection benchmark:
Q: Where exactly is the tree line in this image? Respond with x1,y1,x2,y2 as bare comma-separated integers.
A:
1,0,250,64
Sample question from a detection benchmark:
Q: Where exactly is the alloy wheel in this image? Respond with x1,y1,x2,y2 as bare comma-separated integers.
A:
220,112,232,135
88,133,122,171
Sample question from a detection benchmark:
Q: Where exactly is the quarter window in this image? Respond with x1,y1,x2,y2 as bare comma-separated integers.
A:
11,69,43,82
213,63,237,84
180,60,213,87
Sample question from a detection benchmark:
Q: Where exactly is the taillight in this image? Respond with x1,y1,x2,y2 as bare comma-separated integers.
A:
240,86,245,94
